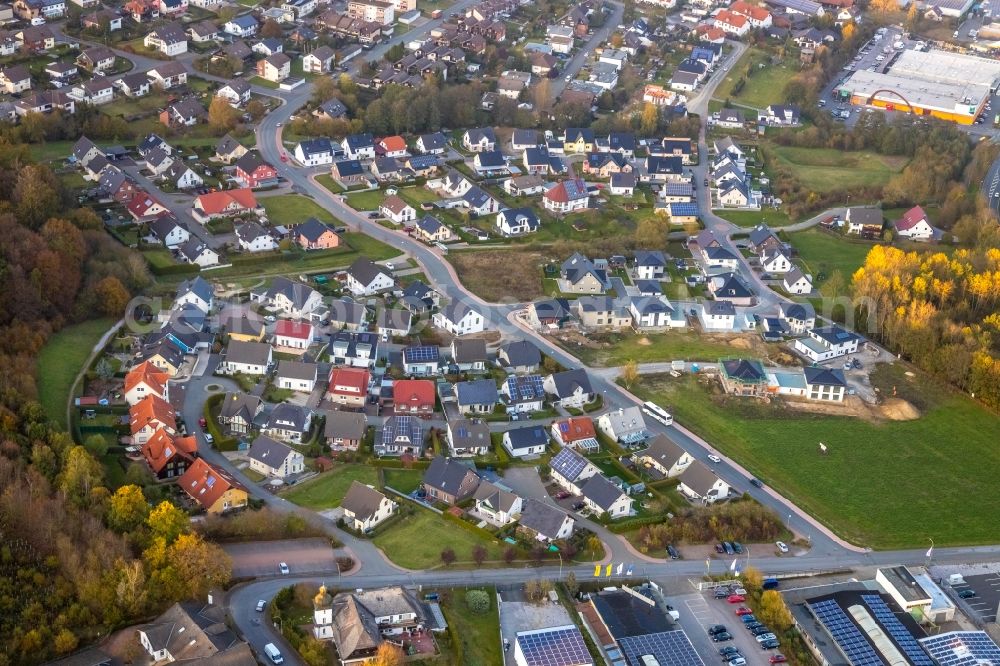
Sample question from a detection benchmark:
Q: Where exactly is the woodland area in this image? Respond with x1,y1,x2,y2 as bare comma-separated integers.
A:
0,137,230,664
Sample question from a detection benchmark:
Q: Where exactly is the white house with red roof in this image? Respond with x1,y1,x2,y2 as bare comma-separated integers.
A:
127,193,168,221
712,9,749,35
543,177,590,213
728,0,772,27
378,135,408,158
274,319,315,350
894,206,935,241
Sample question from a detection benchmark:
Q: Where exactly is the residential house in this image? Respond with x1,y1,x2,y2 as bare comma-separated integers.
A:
563,128,595,154
502,425,549,458
401,281,438,314
234,152,278,189
345,257,394,296
342,133,376,160
296,217,340,250
147,61,188,89
455,378,499,414
559,253,606,293
518,498,574,542
597,406,650,447
216,80,251,107
793,325,860,362
783,267,812,294
380,195,416,224
76,46,115,73
375,307,412,339
433,301,485,335
549,447,600,494
150,215,190,248
295,138,335,166
677,461,730,504
186,19,218,42
501,375,546,414
804,366,847,402
248,435,304,478
303,45,336,73
550,416,599,452
504,175,546,197
124,360,170,405
163,161,203,190
377,415,423,456
251,276,324,320
178,459,248,513
391,379,435,416
451,338,487,372
708,272,754,306
347,0,393,24
160,98,206,127
318,587,426,660
235,221,277,253
377,135,407,158
638,433,693,478
252,38,283,57
422,456,480,504
416,132,448,154
140,429,196,480
761,248,792,274
581,474,633,518
610,172,636,196
264,403,313,443
462,127,497,152
469,474,524,527
370,156,406,182
575,296,631,330
215,134,248,164
700,300,737,331
496,340,541,374
275,360,318,393
845,206,883,239
256,52,291,82
129,394,176,445
341,481,397,532
414,215,453,243
144,22,187,55
543,177,590,213
762,103,800,126
326,367,371,409
895,205,934,241
720,358,768,397
329,331,379,369
401,345,441,376
218,340,272,375
220,312,265,342
473,149,507,176
778,301,816,335
496,207,539,236
324,410,368,451
127,193,168,222
173,276,213,313
328,298,369,332
543,369,594,409
447,418,491,457
46,61,78,85
224,14,259,37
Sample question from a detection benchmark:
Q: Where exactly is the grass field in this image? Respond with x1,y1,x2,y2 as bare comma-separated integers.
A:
373,508,502,569
260,194,336,226
345,189,385,211
209,232,398,280
716,208,795,228
627,365,1000,548
37,319,116,428
315,174,344,193
281,464,377,509
712,48,799,109
448,249,547,302
382,468,425,493
767,145,907,193
789,228,876,292
565,330,769,367
439,588,503,666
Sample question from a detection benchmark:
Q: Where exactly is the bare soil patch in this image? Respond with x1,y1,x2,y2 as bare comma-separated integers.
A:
448,249,546,302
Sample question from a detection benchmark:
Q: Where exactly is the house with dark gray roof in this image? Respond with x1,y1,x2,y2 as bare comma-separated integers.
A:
451,338,487,372
250,276,324,320
581,474,633,518
275,360,318,393
497,340,541,374
721,358,767,396
248,434,304,478
677,461,730,504
804,366,847,402
502,425,549,458
455,378,499,414
446,418,491,457
346,257,394,296
324,410,368,451
422,456,480,505
433,300,485,335
473,480,522,526
329,297,370,331
549,447,600,494
543,369,594,408
401,280,437,313
264,403,313,443
638,434,694,478
377,415,423,456
517,498,575,542
217,392,262,435
341,481,396,532
219,340,272,376
137,601,253,664
330,331,379,369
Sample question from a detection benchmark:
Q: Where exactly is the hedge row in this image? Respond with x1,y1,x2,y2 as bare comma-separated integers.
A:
150,262,201,277
369,458,431,470
606,513,672,534
202,393,239,451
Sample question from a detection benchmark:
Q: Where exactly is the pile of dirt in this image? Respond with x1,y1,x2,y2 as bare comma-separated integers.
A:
728,337,752,350
879,398,920,421
636,337,653,346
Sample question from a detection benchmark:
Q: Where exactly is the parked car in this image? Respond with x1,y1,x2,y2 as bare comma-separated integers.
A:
198,417,208,429
727,594,746,604
256,600,266,612
735,607,752,616
761,639,781,650
722,542,735,555
715,543,726,554
708,625,728,635
571,501,585,511
751,626,773,637
278,562,290,575
732,542,743,554
958,589,977,599
715,587,729,598
204,433,214,444
708,454,722,463
666,544,679,560
756,633,777,643
729,658,747,666
556,490,571,499
719,646,739,657
769,655,787,663
712,632,734,643
776,541,789,553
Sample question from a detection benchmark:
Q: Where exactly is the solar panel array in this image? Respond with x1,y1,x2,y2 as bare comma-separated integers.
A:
551,448,588,481
920,631,1000,666
859,594,933,666
516,627,591,666
506,375,544,400
808,599,886,666
618,631,704,666
404,345,439,362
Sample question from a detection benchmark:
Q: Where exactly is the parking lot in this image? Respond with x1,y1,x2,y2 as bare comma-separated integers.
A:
672,588,784,665
222,537,340,578
949,573,1000,624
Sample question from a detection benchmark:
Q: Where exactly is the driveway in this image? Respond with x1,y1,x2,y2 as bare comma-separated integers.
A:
501,466,550,500
222,537,341,578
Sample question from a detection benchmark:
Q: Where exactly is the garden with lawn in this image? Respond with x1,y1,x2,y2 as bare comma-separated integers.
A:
716,208,795,228
625,365,1000,548
210,232,398,280
372,508,504,569
787,228,877,294
382,467,425,494
563,330,771,367
764,144,907,193
345,189,386,211
260,194,336,226
438,588,503,666
37,318,116,428
712,47,799,109
280,464,378,510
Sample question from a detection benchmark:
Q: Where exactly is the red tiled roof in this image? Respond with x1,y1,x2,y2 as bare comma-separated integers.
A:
554,416,596,442
379,135,407,152
178,458,245,511
896,205,927,231
194,188,258,215
327,367,371,397
393,379,435,407
126,191,161,216
275,319,313,340
714,10,748,27
125,360,169,396
730,0,770,21
142,429,197,474
129,394,177,435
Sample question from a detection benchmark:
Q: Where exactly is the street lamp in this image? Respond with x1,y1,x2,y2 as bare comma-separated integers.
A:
557,551,564,579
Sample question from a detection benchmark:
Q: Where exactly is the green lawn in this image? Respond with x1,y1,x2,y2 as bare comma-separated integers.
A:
345,189,385,211
36,319,116,429
260,194,336,226
382,468,424,494
439,588,503,666
143,249,178,270
789,228,876,291
373,509,503,569
397,186,440,208
712,47,799,109
716,208,795,228
565,330,766,367
315,174,344,193
280,464,377,509
28,140,75,163
248,76,280,89
766,144,907,193
208,232,397,280
626,366,1000,548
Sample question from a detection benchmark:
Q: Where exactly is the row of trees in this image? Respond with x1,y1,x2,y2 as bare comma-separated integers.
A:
633,500,786,553
853,243,1000,408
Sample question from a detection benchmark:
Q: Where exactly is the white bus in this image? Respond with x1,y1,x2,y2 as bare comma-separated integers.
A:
642,401,673,426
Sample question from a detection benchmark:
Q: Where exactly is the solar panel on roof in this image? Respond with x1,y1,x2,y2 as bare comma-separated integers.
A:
618,631,704,666
859,595,933,665
516,627,591,666
551,448,587,480
921,632,1000,666
808,599,886,666
405,346,439,362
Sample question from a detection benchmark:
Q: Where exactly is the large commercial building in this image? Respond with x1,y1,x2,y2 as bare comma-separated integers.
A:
839,49,1000,124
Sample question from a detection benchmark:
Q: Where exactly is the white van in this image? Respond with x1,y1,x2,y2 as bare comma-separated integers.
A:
264,643,284,664
30,16,46,25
